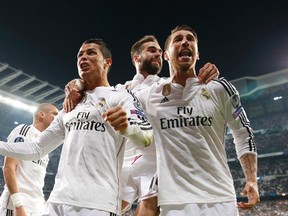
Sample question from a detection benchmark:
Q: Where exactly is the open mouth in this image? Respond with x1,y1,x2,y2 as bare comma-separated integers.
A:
179,49,192,57
80,62,90,70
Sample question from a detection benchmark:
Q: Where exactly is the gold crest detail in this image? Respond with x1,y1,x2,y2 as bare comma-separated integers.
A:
96,98,106,108
200,88,211,100
162,83,171,96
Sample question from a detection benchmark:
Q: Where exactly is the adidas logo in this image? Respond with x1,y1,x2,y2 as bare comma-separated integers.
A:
160,97,169,103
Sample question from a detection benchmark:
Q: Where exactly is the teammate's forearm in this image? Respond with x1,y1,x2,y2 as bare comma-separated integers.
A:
239,153,258,183
120,123,153,147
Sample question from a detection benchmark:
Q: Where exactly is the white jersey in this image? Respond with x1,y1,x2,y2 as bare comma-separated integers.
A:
116,74,161,156
0,86,153,215
137,77,257,206
116,74,160,206
0,124,49,213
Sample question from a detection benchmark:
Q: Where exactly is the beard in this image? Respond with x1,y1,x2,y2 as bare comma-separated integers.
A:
141,59,162,75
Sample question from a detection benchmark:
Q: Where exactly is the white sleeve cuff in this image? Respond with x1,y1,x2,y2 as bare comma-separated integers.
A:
11,193,24,208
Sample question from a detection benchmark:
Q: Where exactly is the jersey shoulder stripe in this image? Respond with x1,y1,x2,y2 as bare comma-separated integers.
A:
215,78,237,97
19,124,31,136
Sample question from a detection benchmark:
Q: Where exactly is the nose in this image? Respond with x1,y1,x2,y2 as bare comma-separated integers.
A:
156,49,163,57
155,51,161,57
182,39,189,47
78,53,87,64
81,52,88,59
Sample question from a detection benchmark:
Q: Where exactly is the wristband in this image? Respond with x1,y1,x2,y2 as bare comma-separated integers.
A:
11,193,24,208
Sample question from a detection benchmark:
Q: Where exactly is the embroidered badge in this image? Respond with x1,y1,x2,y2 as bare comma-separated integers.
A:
232,106,243,119
200,88,211,100
231,94,240,108
14,137,24,142
162,83,171,96
96,98,106,108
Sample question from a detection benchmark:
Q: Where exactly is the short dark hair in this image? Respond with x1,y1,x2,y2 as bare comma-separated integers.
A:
164,24,198,51
82,38,112,59
130,35,159,66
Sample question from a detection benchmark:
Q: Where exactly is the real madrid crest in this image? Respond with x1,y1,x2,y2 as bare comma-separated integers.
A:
96,98,106,108
200,88,211,100
162,83,171,96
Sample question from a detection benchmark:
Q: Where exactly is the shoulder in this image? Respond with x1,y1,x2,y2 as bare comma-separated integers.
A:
8,124,31,142
207,78,241,107
108,87,136,101
212,77,238,96
11,124,31,136
115,83,126,90
152,77,171,93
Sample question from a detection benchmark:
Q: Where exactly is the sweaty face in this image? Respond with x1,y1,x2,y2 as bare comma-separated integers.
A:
166,30,199,72
138,42,163,75
77,43,105,81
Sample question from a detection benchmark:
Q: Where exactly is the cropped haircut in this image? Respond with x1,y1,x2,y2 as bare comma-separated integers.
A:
82,38,112,59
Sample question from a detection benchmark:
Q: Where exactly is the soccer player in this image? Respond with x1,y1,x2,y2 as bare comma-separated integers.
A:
136,24,259,216
0,103,58,216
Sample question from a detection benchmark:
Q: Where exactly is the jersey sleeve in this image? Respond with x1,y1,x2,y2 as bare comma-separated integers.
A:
0,110,66,160
215,78,257,159
114,89,153,147
7,124,30,143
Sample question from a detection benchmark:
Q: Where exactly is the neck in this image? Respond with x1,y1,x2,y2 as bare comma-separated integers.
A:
170,68,196,87
33,122,45,132
84,79,110,90
138,70,150,79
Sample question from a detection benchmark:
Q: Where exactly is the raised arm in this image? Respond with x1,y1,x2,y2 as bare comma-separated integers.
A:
0,113,65,160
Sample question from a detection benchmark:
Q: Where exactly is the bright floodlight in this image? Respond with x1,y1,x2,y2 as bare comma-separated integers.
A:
0,94,36,113
273,96,282,101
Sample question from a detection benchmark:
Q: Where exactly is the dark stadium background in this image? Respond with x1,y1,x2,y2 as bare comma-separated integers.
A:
1,1,288,88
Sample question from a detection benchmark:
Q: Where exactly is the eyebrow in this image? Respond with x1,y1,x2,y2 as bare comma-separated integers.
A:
147,46,162,52
78,48,97,56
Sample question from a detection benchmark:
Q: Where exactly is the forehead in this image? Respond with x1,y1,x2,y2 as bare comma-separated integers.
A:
48,105,58,112
141,41,161,50
78,43,100,52
172,29,195,38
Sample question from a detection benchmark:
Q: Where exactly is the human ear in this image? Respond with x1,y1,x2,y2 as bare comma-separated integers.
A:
164,52,169,61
